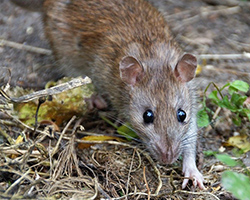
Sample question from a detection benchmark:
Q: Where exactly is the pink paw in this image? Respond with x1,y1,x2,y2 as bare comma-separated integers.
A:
87,94,107,110
182,166,204,190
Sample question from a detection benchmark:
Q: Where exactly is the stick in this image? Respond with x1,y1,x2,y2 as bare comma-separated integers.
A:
1,77,92,103
198,52,250,60
0,39,52,55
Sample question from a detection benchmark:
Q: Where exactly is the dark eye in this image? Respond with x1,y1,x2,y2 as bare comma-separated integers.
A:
143,109,154,124
177,109,186,123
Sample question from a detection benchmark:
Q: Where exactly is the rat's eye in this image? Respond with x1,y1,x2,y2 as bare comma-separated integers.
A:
143,109,154,124
177,109,186,123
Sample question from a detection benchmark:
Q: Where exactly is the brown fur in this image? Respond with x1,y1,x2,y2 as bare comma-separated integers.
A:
43,0,181,115
43,0,197,163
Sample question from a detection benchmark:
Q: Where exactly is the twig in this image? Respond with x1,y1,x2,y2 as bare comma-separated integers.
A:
126,149,136,199
198,52,250,60
0,148,41,156
0,110,32,130
173,6,240,31
132,150,142,172
202,0,250,7
142,151,162,195
34,97,47,133
0,119,17,126
5,168,32,195
95,179,109,200
0,125,15,145
165,10,193,21
23,178,42,197
204,67,250,77
0,38,52,55
143,166,151,200
174,190,220,200
112,192,154,200
1,77,92,103
205,107,221,134
70,134,84,177
80,161,107,200
51,116,76,157
169,171,177,191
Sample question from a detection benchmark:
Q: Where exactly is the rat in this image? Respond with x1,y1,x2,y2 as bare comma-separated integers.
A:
11,0,204,189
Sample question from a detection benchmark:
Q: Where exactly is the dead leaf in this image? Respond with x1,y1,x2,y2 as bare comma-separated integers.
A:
39,120,60,132
11,135,24,158
15,135,24,144
13,77,94,126
78,135,124,149
196,64,202,75
224,135,250,153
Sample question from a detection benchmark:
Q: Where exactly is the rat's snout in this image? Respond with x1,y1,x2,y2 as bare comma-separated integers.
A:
154,142,180,164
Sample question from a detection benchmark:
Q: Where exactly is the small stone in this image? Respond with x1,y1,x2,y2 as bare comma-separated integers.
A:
26,26,34,35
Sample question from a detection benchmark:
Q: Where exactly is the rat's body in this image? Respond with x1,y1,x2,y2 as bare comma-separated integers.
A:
11,0,204,189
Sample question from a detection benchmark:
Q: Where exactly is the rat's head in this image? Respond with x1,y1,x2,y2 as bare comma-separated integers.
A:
119,54,197,164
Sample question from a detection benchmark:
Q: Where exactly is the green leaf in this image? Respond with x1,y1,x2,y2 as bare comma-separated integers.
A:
230,80,249,93
228,86,238,96
215,154,238,167
230,93,239,106
203,150,217,156
208,90,220,103
218,96,237,112
117,122,138,141
239,108,250,121
243,109,250,121
232,115,242,126
222,171,250,200
197,109,210,127
100,115,118,129
231,93,247,107
220,82,230,92
235,95,247,107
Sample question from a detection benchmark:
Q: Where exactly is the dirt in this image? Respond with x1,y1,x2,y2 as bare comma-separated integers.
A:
0,0,250,199
1,0,249,88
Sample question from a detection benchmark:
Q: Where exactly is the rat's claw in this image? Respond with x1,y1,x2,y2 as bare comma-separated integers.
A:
182,166,205,190
182,178,189,189
192,177,198,188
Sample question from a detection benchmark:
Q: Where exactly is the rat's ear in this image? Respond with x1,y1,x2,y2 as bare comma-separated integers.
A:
119,56,144,86
174,53,197,82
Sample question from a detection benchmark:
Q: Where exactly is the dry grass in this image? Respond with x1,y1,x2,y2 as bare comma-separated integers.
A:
0,82,235,200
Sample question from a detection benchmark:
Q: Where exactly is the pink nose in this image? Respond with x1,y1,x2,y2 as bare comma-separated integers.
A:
155,142,180,164
155,145,175,164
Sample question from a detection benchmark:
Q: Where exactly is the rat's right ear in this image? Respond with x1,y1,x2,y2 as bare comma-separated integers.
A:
119,56,144,87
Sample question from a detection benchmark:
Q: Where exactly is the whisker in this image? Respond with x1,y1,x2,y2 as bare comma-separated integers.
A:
100,112,142,142
180,115,220,150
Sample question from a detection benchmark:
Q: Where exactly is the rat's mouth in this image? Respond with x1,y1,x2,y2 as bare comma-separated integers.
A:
158,152,180,164
151,142,181,164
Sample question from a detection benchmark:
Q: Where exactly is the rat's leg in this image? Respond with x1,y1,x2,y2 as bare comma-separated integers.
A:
182,122,204,189
182,149,204,189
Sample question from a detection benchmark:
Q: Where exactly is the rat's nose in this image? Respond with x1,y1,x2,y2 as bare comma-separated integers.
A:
155,143,179,164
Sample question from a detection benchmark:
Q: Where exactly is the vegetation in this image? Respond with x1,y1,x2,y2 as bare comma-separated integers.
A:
198,80,250,200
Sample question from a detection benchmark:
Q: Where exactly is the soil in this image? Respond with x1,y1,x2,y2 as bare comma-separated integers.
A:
0,0,250,199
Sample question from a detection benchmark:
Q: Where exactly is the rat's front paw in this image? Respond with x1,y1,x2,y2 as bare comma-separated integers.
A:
182,166,204,189
87,94,107,110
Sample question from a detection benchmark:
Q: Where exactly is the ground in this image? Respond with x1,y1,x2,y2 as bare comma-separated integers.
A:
0,0,250,199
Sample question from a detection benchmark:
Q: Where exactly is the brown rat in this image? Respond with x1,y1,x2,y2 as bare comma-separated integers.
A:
11,0,204,189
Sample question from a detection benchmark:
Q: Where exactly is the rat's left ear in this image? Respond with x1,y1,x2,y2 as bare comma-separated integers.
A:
119,56,144,87
174,53,197,82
